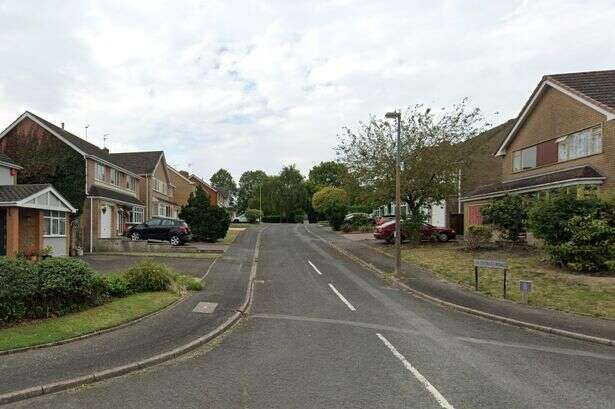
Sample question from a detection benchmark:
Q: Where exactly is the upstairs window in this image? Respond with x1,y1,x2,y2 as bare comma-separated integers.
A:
126,175,136,192
558,126,602,162
95,163,106,182
512,145,537,172
110,168,120,186
152,177,168,195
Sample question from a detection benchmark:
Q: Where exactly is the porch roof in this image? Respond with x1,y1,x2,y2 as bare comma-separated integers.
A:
461,166,605,202
88,185,144,207
0,184,77,212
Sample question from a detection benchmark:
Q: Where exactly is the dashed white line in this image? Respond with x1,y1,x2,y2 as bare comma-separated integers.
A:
307,260,323,275
328,283,356,311
377,333,455,409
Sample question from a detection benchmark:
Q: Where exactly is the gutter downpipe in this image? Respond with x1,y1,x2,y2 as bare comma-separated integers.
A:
89,197,93,253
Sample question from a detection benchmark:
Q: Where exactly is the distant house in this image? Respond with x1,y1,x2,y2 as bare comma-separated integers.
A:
167,166,195,208
188,174,218,207
0,111,144,253
0,152,76,257
462,69,615,227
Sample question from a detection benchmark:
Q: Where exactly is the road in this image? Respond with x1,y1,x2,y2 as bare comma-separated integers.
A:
8,224,615,408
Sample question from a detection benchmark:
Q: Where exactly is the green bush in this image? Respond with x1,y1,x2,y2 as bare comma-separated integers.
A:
401,216,423,244
481,195,527,242
546,215,615,274
124,260,174,292
174,275,204,291
244,209,262,223
262,215,282,223
464,225,493,250
341,223,353,233
180,186,231,242
104,273,133,297
0,258,36,323
312,187,349,230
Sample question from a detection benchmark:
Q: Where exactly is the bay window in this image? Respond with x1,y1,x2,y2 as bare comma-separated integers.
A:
129,207,144,224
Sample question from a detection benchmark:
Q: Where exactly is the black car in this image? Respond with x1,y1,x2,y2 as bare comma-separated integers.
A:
126,218,192,246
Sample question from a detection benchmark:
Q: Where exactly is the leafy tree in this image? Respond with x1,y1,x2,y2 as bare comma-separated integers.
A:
312,187,349,230
244,209,263,223
308,161,348,188
481,195,527,242
210,168,237,206
337,100,484,220
180,186,230,242
277,165,307,222
237,170,267,213
249,175,281,216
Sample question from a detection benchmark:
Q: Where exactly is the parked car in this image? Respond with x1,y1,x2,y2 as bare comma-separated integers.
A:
374,215,395,225
233,214,248,223
373,220,456,243
126,218,192,246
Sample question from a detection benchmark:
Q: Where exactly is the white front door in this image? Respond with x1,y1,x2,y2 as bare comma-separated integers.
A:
100,204,111,238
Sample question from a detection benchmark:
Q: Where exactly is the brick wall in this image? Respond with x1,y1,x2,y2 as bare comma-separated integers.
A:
168,169,195,208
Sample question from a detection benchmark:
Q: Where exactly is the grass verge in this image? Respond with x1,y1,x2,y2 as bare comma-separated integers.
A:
0,292,179,351
384,242,615,319
220,228,243,245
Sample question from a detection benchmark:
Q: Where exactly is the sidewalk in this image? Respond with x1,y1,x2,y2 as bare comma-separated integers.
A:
308,224,615,343
0,228,258,396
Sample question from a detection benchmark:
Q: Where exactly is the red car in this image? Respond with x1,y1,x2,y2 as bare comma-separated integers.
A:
373,220,456,243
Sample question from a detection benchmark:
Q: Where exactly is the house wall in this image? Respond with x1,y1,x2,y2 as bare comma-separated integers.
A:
168,169,195,208
502,86,614,191
18,208,43,255
0,167,14,185
149,158,178,218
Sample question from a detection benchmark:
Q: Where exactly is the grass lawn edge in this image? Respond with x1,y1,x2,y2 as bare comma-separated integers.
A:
0,291,182,354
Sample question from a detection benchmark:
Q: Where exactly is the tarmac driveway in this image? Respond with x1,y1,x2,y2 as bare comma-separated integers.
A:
80,254,215,278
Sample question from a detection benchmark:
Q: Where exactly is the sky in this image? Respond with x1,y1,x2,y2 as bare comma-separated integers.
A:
0,0,614,182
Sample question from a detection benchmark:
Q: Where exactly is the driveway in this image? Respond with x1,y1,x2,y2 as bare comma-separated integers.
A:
81,254,214,278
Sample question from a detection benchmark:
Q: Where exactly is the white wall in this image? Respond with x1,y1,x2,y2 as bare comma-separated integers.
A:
0,167,14,185
44,237,67,257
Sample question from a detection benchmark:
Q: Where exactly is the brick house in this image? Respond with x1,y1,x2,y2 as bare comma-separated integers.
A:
0,112,145,253
167,166,196,208
109,151,180,220
188,174,218,207
462,69,615,227
0,152,76,257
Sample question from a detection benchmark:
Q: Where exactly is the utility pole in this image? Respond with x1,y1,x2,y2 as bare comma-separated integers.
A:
259,184,262,223
385,111,402,276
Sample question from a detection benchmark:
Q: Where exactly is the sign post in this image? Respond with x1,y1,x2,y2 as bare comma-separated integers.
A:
473,259,509,298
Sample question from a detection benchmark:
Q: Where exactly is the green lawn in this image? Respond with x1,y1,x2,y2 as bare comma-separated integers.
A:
377,242,615,319
220,228,244,245
0,292,179,351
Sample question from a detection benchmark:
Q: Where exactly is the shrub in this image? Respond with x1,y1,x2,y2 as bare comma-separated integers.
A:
124,260,174,292
262,215,282,223
174,275,204,291
546,215,615,274
341,223,353,233
0,258,36,323
31,258,104,317
464,225,493,250
180,186,231,242
104,273,133,297
401,216,423,244
312,187,349,230
481,195,527,242
244,209,262,223
358,224,374,233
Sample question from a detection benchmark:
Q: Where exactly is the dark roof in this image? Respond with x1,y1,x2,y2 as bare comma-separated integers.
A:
0,152,22,168
465,118,516,155
108,151,163,175
24,111,138,175
0,184,50,202
466,166,604,197
88,185,143,206
547,70,615,112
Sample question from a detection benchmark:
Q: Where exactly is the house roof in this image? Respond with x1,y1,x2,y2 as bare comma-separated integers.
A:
462,166,604,200
88,185,144,206
189,174,217,192
0,184,51,202
0,183,77,212
496,69,615,156
108,151,164,175
0,152,23,170
0,112,141,178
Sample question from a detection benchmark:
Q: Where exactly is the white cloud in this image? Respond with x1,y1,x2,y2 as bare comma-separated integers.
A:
0,0,614,182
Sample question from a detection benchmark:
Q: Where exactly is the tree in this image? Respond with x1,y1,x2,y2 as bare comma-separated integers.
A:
481,195,527,243
180,186,230,242
277,165,307,222
308,161,348,189
210,169,237,206
312,187,349,230
337,100,485,220
237,170,267,213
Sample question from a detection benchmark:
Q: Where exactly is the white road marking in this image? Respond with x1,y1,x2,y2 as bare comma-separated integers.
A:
377,333,455,409
307,260,323,275
328,283,356,311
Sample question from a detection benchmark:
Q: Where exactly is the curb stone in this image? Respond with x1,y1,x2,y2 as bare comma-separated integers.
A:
0,227,266,406
304,225,615,347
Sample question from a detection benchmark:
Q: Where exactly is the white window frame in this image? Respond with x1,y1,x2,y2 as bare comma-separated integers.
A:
126,175,136,192
558,126,602,162
152,177,168,195
110,168,120,186
95,163,106,182
512,145,537,172
44,210,67,237
129,206,144,224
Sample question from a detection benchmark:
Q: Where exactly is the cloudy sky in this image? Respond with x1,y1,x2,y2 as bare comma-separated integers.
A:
0,0,613,181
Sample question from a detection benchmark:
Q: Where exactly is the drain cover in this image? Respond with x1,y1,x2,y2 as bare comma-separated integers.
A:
192,302,218,314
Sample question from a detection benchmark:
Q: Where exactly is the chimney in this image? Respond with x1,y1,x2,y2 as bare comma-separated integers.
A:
61,122,65,129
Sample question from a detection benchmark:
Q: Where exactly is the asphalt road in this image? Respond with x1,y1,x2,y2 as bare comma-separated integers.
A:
8,224,615,408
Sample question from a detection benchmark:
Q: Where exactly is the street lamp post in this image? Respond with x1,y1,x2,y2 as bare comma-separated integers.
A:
385,111,402,276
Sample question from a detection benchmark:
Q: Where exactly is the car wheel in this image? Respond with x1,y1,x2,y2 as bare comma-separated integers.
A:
437,233,449,242
169,235,181,246
130,232,140,241
385,235,394,244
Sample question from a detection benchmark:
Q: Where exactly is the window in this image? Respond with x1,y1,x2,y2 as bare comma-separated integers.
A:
158,203,172,217
44,211,66,237
110,169,120,186
152,177,168,195
95,163,106,182
512,146,537,172
558,126,602,162
129,207,144,224
126,176,136,192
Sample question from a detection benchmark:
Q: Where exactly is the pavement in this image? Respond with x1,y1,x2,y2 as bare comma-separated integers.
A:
81,254,215,277
314,225,615,342
7,223,615,408
0,227,258,397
